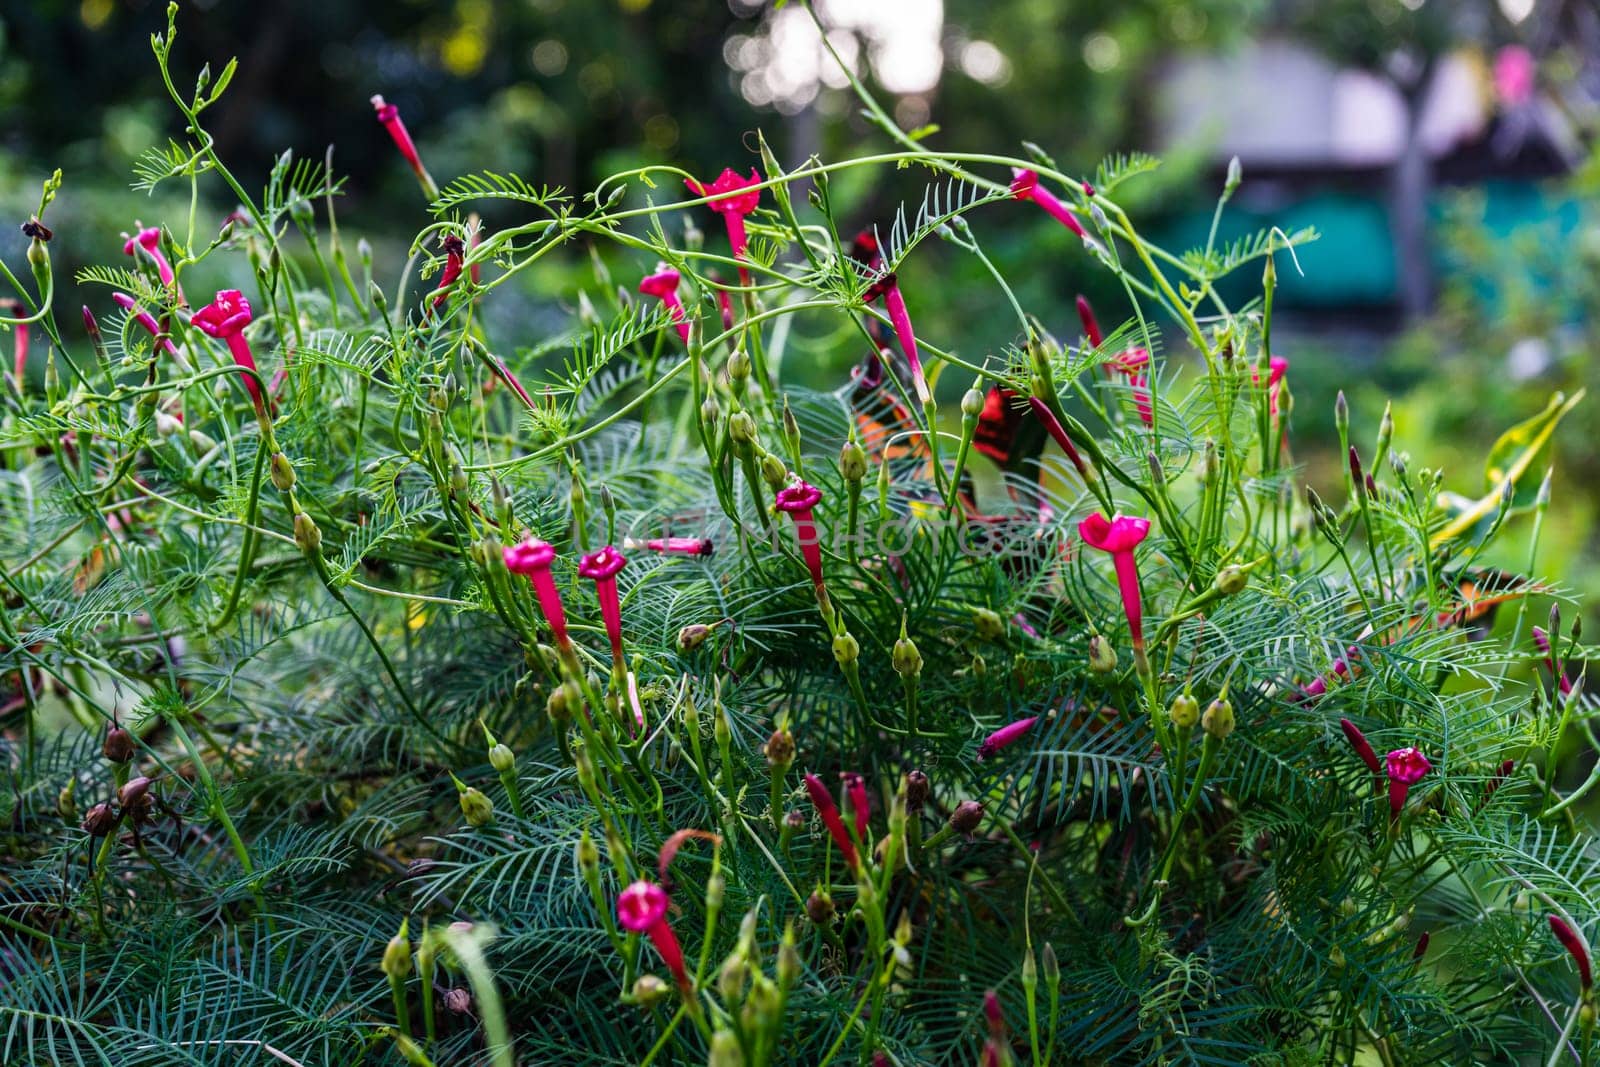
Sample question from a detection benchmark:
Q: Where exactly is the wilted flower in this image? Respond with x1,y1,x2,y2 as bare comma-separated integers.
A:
1339,718,1381,776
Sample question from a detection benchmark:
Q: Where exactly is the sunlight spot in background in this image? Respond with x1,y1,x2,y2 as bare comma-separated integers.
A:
1083,33,1122,74
959,41,1010,86
531,39,569,77
1498,0,1535,23
726,0,945,114
79,0,113,30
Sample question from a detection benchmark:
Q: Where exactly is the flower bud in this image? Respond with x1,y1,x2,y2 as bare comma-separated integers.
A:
764,726,796,769
1213,565,1246,596
269,452,296,492
577,829,599,874
760,451,788,490
700,395,720,427
718,952,746,1003
1169,693,1199,729
777,926,800,987
489,742,515,774
632,974,670,1008
973,607,1005,642
892,626,923,678
709,1031,744,1067
961,387,985,419
728,410,757,445
103,724,135,763
1202,697,1235,740
547,681,576,723
840,439,867,482
1041,943,1059,986
381,922,412,979
806,889,835,925
832,631,859,666
1021,947,1037,990
728,349,751,381
949,799,984,837
1088,634,1117,674
678,623,713,652
293,512,322,554
459,786,494,826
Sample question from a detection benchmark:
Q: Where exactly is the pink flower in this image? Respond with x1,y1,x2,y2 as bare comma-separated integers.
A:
1078,513,1152,661
774,480,826,592
190,290,265,412
639,266,692,346
617,881,692,995
503,537,569,649
122,226,177,291
803,772,860,871
112,293,180,357
428,234,466,315
371,94,438,199
1027,397,1091,481
1385,747,1432,816
686,168,761,284
1494,45,1536,107
9,317,27,385
1550,914,1593,989
841,771,870,835
978,715,1038,761
1010,168,1086,238
630,536,713,557
849,231,929,405
1105,346,1152,425
1534,627,1574,696
578,545,630,671
1076,294,1104,348
1339,718,1381,776
1251,356,1289,419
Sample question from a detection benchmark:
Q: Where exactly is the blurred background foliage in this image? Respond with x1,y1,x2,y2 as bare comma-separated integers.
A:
0,0,1596,619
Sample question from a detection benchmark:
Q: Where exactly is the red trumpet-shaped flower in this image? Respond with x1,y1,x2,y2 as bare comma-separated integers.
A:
628,536,714,557
578,545,629,670
112,292,180,357
1385,746,1432,817
850,232,929,404
503,537,569,650
1550,914,1593,989
1077,512,1152,664
371,94,438,200
1010,168,1087,239
1339,718,1382,775
190,289,266,413
774,480,826,592
1251,355,1289,418
1027,397,1091,481
617,881,693,996
841,771,870,836
686,168,761,285
123,226,178,291
804,772,860,871
9,317,27,385
978,715,1038,761
1076,294,1104,347
639,266,692,345
1534,626,1575,696
429,234,466,314
1105,346,1153,425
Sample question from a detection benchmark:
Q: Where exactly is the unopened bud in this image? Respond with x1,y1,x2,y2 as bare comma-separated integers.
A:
1169,693,1199,729
1088,634,1118,674
700,395,720,427
728,349,751,381
973,607,1005,642
382,923,412,979
1334,391,1349,439
728,410,757,445
489,743,515,774
459,786,494,826
709,1030,744,1067
832,631,859,666
764,727,796,769
577,830,599,873
892,632,923,678
632,974,670,1008
293,512,322,554
269,452,295,491
961,386,985,419
1202,697,1235,740
760,451,788,490
840,439,867,482
1213,565,1246,596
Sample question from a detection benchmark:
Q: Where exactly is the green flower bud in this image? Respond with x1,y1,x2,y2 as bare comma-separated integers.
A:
632,974,670,1008
1169,693,1199,729
832,631,859,666
892,619,922,678
701,396,720,427
1088,634,1117,674
577,830,599,873
728,349,751,381
718,952,746,1004
728,410,757,445
777,924,800,987
1213,565,1246,596
973,607,1005,642
840,439,867,482
1202,697,1235,740
293,512,322,554
288,196,314,228
961,386,985,419
709,1030,744,1067
459,786,494,826
1021,947,1037,990
760,451,788,490
381,921,412,980
489,743,515,774
764,726,795,769
269,452,296,491
57,781,77,823
1041,943,1059,986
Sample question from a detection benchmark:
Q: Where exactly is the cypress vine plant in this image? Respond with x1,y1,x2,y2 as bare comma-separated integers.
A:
0,4,1594,1065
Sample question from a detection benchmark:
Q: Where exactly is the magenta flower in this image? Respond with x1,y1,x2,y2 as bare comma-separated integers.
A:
1076,293,1104,348
9,317,27,385
1077,513,1152,662
1550,914,1593,989
1534,627,1574,696
1105,346,1153,426
503,537,569,650
1027,397,1091,481
639,266,692,346
1251,356,1289,418
429,234,466,315
190,290,266,412
1339,718,1381,776
1385,747,1432,816
1010,168,1087,239
686,168,761,284
371,94,438,199
578,545,629,670
1298,647,1356,701
804,772,860,871
841,771,870,836
850,231,929,405
978,715,1038,761
122,226,178,291
629,536,714,557
715,287,735,333
111,293,180,357
617,881,692,995
774,480,826,592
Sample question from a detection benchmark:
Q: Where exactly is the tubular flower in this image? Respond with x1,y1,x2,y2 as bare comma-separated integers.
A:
1077,513,1152,664
1534,627,1574,696
578,545,629,670
1076,293,1104,348
1385,747,1432,817
1105,346,1153,425
429,235,466,314
1010,168,1087,238
503,537,569,650
1299,647,1356,701
1550,914,1593,989
978,715,1039,761
849,231,929,404
627,536,714,557
803,772,860,871
9,316,27,384
1251,356,1289,418
190,289,265,412
371,94,438,199
112,292,180,356
841,771,870,836
774,480,826,592
122,226,178,291
686,168,761,284
1027,397,1091,481
616,881,692,996
1339,718,1382,776
639,266,692,345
